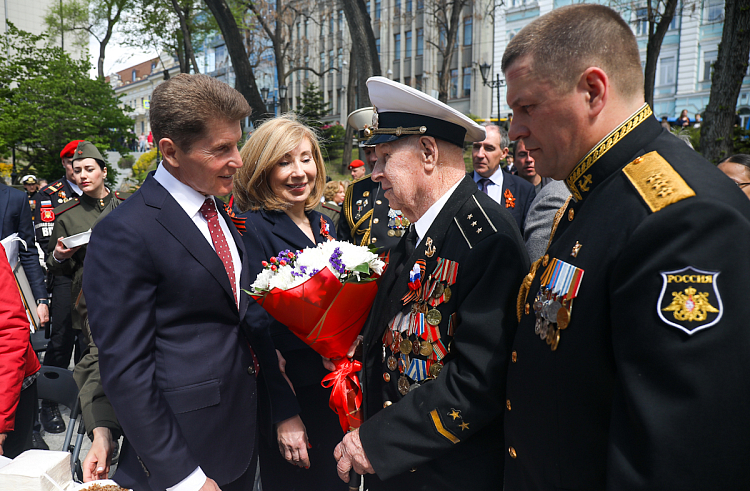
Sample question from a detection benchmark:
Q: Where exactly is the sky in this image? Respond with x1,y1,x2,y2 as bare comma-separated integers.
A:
88,29,158,78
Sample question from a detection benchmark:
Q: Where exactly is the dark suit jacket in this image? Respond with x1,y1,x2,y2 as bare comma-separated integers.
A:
470,171,535,233
0,182,46,300
358,176,529,490
83,174,263,491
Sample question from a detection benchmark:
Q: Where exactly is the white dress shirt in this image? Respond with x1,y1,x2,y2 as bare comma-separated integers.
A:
67,179,82,196
154,163,242,491
414,178,463,246
472,169,504,206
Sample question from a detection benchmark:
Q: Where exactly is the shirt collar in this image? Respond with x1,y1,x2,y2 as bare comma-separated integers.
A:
414,178,463,244
67,180,82,196
472,168,504,186
154,162,210,218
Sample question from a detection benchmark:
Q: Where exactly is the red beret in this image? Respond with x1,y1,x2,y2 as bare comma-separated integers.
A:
348,159,365,170
60,140,85,159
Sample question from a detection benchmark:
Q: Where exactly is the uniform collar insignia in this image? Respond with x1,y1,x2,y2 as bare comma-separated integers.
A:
565,103,652,201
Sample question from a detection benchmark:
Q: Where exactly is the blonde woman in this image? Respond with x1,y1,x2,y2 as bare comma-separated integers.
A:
234,114,344,490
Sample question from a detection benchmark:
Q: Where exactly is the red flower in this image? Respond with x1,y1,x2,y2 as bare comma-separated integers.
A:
270,257,277,264
262,261,269,267
280,259,287,266
271,265,277,271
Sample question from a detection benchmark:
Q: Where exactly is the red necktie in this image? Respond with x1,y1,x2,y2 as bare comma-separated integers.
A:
200,198,237,305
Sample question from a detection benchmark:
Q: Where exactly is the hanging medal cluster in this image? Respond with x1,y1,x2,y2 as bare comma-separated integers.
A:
532,258,584,351
382,258,459,395
387,209,410,237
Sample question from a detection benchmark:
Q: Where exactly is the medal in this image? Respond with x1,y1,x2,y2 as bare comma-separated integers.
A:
387,229,395,237
409,382,421,392
556,307,570,330
399,339,412,355
443,286,452,302
412,339,421,355
426,308,442,326
429,362,443,378
387,355,398,371
419,340,433,357
383,373,391,382
398,376,410,395
432,282,445,298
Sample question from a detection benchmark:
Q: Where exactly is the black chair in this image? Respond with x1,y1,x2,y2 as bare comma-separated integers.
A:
36,366,85,482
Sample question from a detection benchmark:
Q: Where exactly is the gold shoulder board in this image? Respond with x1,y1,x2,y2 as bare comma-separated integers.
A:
622,151,695,213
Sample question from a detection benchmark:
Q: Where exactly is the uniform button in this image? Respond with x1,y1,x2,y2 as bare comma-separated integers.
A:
376,200,382,205
509,447,517,458
373,218,379,224
409,467,417,472
506,399,511,411
524,303,530,315
511,350,518,363
372,237,378,243
383,373,391,382
383,401,392,408
568,208,575,221
247,366,255,375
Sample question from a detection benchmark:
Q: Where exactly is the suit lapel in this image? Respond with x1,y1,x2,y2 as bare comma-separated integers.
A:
142,176,238,310
219,200,249,316
266,210,316,251
0,185,10,238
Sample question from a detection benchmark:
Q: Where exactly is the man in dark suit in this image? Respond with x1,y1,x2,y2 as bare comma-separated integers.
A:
333,77,529,490
0,182,49,326
471,125,534,234
504,5,750,489
84,74,269,491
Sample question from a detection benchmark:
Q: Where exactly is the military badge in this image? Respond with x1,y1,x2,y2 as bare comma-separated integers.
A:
58,190,67,201
658,267,722,335
40,206,55,222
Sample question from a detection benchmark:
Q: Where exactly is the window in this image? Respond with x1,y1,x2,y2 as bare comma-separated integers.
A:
151,62,156,72
463,17,472,46
405,31,412,57
375,0,381,20
439,26,446,49
394,33,401,60
366,1,370,16
328,91,333,112
376,38,381,54
320,53,326,71
659,56,675,85
395,0,401,13
339,10,344,31
635,7,648,36
404,76,411,87
132,69,137,82
416,28,424,56
450,69,458,99
329,14,334,34
706,0,724,22
416,74,423,91
296,22,300,41
703,50,718,81
338,48,343,68
329,49,334,69
463,67,471,97
417,0,424,9
406,0,412,12
305,56,310,79
305,19,309,38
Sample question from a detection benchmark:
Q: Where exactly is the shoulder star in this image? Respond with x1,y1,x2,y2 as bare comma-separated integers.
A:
459,421,470,431
448,409,461,420
467,214,473,220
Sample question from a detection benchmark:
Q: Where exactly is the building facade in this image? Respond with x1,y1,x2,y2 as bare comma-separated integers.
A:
1,0,86,60
492,0,750,127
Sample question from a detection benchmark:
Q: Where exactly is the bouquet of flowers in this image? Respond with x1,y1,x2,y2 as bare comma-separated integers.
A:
248,240,385,432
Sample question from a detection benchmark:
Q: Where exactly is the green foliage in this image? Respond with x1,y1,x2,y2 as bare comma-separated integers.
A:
731,126,750,156
131,148,158,184
0,24,133,186
118,155,135,168
295,82,331,128
43,0,90,51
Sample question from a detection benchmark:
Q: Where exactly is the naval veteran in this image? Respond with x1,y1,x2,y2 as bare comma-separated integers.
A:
333,77,529,490
339,107,409,252
504,5,750,489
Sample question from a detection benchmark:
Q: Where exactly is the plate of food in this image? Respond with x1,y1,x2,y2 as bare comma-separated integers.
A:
72,479,131,491
60,230,91,249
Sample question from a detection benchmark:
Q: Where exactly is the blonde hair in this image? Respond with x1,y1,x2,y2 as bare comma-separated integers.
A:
233,114,326,212
323,180,343,202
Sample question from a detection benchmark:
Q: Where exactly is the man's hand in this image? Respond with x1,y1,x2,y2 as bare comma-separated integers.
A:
333,428,375,483
276,415,311,468
36,303,49,324
0,432,7,456
53,238,80,262
322,336,363,372
82,427,113,482
199,477,222,491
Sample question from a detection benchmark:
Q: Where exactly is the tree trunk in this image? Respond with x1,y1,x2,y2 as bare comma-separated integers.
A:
170,0,200,74
436,0,465,103
204,0,268,121
699,0,750,162
643,0,679,108
342,0,381,108
97,5,122,79
341,49,357,174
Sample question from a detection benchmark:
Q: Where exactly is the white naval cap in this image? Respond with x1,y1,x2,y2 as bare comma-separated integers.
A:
365,76,486,147
346,107,376,147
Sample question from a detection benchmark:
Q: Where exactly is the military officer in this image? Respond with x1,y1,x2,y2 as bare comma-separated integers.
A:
349,159,367,180
340,107,409,253
333,77,529,490
33,140,84,255
504,5,750,489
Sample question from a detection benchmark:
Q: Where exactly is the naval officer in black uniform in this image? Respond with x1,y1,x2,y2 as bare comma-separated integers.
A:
503,5,750,490
333,77,529,490
340,107,409,253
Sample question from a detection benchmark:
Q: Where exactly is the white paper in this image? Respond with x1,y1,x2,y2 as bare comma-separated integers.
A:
60,230,91,249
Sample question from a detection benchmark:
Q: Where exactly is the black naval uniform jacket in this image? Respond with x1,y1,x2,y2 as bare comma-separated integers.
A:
340,175,402,252
33,176,79,255
359,176,529,490
506,105,750,490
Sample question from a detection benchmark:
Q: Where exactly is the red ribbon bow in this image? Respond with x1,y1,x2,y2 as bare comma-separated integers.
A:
321,358,363,432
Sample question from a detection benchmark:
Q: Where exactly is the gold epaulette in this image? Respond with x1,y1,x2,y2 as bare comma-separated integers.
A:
343,173,373,232
44,180,64,194
622,151,695,213
53,198,80,215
